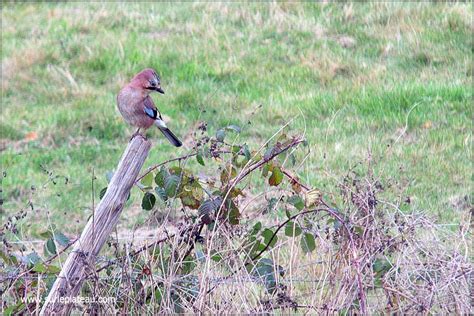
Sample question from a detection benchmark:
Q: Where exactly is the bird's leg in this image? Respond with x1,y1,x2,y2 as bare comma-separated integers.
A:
130,128,141,140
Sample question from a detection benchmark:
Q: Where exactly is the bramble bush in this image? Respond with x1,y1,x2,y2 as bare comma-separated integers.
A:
1,121,471,314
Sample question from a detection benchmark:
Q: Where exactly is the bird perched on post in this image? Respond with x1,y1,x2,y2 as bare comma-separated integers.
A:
117,68,182,147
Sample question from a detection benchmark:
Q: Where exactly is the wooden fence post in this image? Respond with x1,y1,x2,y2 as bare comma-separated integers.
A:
40,136,151,315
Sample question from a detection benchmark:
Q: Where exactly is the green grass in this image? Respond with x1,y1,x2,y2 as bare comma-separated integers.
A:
1,2,472,234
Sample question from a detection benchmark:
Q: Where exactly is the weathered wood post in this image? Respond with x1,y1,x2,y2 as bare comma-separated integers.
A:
40,136,151,315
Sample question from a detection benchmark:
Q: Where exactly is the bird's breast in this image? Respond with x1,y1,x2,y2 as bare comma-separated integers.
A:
117,88,154,129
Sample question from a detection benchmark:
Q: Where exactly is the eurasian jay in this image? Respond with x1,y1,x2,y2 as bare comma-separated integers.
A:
117,68,182,147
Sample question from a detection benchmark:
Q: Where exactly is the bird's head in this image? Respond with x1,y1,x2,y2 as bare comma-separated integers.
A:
130,68,164,94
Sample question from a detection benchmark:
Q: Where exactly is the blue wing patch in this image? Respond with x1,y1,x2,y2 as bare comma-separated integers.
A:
144,107,158,119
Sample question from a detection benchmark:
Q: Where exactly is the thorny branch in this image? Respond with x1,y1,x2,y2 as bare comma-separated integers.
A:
135,148,234,184
97,136,306,275
227,137,305,190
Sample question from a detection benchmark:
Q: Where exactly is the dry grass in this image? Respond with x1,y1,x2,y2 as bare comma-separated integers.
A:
42,161,470,314
3,130,470,314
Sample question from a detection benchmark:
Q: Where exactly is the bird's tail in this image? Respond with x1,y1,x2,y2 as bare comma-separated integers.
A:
154,119,182,147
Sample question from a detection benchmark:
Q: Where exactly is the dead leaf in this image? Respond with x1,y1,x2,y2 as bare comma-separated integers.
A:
305,189,321,207
291,181,302,194
24,131,38,142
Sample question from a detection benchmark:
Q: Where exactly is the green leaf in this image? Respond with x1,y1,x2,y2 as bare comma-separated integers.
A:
198,197,222,224
191,184,204,200
99,187,107,200
373,259,385,273
32,262,47,273
26,252,41,265
54,232,70,246
141,172,154,188
211,253,222,262
169,166,183,175
154,168,169,187
257,241,267,252
252,258,277,293
247,237,262,258
224,198,240,225
231,145,240,154
262,228,277,248
39,230,53,239
155,287,164,304
251,222,262,235
220,165,237,183
0,250,17,265
373,258,392,275
229,187,243,198
33,263,58,274
196,152,205,166
165,174,180,197
228,205,240,225
207,222,215,231
262,164,270,177
301,233,316,253
141,192,156,211
266,197,278,213
4,303,25,316
155,186,168,202
288,195,305,211
46,238,57,255
225,125,241,133
4,305,16,316
199,198,221,213
262,228,273,241
268,167,283,186
284,221,302,237
180,193,200,209
243,144,251,160
181,254,196,274
354,226,364,235
45,264,61,274
289,153,296,166
216,129,226,142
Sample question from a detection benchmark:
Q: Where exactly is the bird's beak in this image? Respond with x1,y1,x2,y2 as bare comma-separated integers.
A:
145,85,165,94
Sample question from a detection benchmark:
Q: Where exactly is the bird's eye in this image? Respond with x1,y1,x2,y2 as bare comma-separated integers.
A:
149,80,156,86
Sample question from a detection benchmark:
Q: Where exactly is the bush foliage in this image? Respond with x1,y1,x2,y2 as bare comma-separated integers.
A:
1,122,471,314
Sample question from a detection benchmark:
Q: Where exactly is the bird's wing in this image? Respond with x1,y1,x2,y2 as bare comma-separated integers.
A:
143,96,162,120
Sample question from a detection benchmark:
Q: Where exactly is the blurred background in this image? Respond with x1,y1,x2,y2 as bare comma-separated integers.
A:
1,2,472,234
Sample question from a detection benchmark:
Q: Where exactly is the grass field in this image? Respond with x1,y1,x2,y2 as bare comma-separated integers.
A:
1,2,472,236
